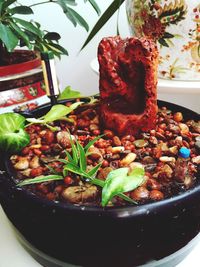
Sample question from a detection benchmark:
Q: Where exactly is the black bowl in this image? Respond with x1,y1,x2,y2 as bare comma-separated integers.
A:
0,100,200,267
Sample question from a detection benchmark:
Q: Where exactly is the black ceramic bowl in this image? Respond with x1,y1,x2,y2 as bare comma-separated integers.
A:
0,100,200,267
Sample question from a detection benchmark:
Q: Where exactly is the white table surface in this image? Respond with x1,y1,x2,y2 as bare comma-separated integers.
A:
0,205,200,267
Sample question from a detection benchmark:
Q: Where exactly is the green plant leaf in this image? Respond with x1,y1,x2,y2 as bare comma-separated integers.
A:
81,0,125,50
44,32,61,41
18,175,63,186
46,165,62,175
64,150,74,163
10,21,31,49
0,23,18,52
14,18,42,37
44,42,69,56
102,167,145,206
10,6,33,15
0,2,4,14
58,86,82,100
76,140,87,172
158,38,169,47
0,113,30,152
87,162,102,178
57,1,79,28
163,32,174,39
84,135,104,154
87,0,101,15
2,0,16,9
70,135,79,165
66,6,89,31
27,102,83,124
64,162,87,177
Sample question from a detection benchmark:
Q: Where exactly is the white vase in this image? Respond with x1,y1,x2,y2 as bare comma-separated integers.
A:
126,0,200,81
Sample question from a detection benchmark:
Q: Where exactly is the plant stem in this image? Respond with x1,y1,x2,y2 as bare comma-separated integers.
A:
29,1,55,8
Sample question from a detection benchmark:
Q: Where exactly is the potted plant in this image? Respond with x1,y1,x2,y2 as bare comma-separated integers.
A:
0,0,100,109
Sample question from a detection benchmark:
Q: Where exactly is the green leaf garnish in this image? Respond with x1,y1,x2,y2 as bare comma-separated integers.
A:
102,167,145,207
0,113,30,153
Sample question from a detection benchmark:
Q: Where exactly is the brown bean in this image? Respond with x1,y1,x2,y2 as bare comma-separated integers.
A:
113,136,121,146
43,130,55,144
149,190,164,201
130,187,150,202
104,129,114,139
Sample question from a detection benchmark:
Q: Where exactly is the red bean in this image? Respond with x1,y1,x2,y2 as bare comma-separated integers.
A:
93,129,100,136
102,160,109,167
33,148,42,156
40,145,50,151
104,129,114,139
30,167,44,177
36,184,49,194
64,176,73,185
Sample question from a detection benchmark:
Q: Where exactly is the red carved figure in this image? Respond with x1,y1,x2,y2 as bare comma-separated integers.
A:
98,36,159,136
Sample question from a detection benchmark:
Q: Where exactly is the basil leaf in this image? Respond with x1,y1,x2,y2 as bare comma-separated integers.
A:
102,167,145,207
0,113,30,152
18,175,63,186
58,86,82,100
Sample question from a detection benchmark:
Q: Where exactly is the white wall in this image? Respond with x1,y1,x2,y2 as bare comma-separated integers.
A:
22,1,199,112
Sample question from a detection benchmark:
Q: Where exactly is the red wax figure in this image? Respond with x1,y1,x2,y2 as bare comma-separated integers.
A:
98,36,158,136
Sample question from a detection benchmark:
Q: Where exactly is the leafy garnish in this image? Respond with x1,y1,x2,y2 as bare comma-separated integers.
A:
58,86,82,100
102,167,145,207
26,102,83,125
0,113,30,153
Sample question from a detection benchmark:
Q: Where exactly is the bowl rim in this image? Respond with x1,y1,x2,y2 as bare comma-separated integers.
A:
1,99,200,219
